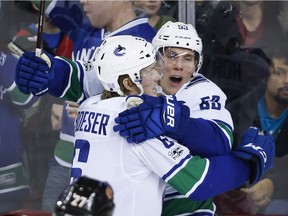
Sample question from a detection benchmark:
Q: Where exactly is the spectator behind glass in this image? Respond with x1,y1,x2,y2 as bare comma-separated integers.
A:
238,1,286,52
132,0,176,30
2,0,75,211
0,1,40,212
198,0,288,103
20,95,63,210
216,46,288,215
201,0,287,55
253,154,288,215
0,52,29,213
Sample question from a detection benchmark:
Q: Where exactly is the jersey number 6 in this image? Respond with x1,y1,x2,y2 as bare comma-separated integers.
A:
71,139,90,180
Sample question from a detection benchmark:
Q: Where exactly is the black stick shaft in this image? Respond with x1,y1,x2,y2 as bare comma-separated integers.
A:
35,0,45,57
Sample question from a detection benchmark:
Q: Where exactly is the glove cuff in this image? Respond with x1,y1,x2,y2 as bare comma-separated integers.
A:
248,158,260,185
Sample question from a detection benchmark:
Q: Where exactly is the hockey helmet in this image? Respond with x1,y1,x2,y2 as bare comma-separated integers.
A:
94,35,159,95
152,21,203,73
54,176,114,216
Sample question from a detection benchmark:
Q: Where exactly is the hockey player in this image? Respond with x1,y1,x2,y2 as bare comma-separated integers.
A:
16,1,157,211
114,21,233,155
69,35,273,215
111,21,237,215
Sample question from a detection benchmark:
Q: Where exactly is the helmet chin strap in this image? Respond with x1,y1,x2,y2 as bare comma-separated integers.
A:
137,81,162,96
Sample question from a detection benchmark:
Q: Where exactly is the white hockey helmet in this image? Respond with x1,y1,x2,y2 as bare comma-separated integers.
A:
152,21,203,73
95,35,156,95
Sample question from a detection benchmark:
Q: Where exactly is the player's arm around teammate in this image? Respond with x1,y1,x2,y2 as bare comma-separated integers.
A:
114,21,234,157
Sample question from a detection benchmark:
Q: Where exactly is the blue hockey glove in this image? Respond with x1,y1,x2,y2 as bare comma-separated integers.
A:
233,127,275,185
15,51,54,96
113,94,190,143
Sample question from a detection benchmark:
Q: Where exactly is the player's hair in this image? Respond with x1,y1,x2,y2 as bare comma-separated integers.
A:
101,74,132,100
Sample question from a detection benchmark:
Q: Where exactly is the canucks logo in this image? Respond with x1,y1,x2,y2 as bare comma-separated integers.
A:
114,45,126,56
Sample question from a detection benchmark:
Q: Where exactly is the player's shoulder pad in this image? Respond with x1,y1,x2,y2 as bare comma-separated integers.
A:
185,74,209,88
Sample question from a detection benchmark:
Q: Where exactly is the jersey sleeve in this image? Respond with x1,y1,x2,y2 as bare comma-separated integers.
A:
176,75,234,157
46,57,85,103
46,57,104,105
133,135,250,201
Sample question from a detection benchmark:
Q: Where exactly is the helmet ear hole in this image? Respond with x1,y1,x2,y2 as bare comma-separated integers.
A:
100,53,105,60
118,75,134,95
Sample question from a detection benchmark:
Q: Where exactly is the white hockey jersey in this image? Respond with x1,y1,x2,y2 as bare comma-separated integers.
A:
72,95,210,216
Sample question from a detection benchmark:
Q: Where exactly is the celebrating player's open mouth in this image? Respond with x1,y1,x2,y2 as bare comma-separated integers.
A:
160,47,196,95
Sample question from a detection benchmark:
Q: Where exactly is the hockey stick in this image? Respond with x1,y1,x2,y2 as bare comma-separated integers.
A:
35,0,46,57
7,1,46,58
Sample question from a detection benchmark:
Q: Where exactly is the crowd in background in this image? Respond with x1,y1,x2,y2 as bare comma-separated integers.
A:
0,0,287,215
